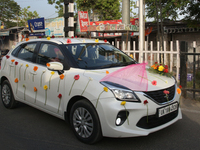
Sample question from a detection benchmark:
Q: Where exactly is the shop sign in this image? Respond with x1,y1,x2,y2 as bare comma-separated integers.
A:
78,11,89,32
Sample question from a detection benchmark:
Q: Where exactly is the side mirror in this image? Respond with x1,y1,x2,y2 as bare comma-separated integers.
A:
47,62,63,71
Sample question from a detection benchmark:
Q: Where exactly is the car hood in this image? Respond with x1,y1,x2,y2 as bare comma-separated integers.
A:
83,67,175,92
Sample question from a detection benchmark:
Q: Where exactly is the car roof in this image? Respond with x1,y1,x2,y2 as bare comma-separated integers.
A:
19,38,107,45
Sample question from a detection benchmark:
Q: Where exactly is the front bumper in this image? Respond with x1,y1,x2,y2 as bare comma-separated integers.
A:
94,92,182,138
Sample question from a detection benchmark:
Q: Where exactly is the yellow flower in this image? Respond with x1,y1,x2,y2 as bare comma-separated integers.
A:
177,88,181,94
104,87,108,92
158,65,164,71
43,85,48,90
121,101,126,106
26,64,29,67
51,71,55,75
47,37,51,40
95,39,99,43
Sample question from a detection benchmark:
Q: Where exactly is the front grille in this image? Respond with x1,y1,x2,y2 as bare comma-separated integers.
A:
136,109,179,129
143,85,175,104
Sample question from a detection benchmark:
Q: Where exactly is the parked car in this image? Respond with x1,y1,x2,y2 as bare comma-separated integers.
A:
0,38,182,144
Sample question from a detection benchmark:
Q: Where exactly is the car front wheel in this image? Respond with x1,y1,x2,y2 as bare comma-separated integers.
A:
1,80,17,109
70,99,102,144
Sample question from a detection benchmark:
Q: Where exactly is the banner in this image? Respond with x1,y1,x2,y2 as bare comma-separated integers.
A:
78,11,89,32
28,18,45,36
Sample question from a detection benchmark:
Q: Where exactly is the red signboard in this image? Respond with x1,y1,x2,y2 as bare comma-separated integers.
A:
78,11,89,32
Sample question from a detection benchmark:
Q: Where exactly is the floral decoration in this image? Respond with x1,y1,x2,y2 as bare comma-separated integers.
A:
46,63,50,67
25,38,29,41
49,71,55,89
104,39,107,43
147,62,173,77
43,85,48,105
83,39,85,43
143,100,149,123
179,85,182,89
71,36,74,38
81,77,93,96
14,78,19,94
151,80,157,86
57,94,62,113
9,59,15,76
3,55,10,70
14,61,18,78
121,101,129,125
23,84,26,100
177,88,181,94
57,74,65,92
47,37,51,40
32,66,38,82
95,39,99,43
40,70,46,87
96,87,108,108
34,87,37,103
19,63,23,80
163,90,170,101
69,75,80,96
24,64,29,80
67,39,71,44
106,70,109,74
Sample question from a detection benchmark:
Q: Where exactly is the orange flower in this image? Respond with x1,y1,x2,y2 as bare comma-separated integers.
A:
11,59,15,63
34,87,37,92
60,74,65,80
177,88,181,94
33,66,38,72
151,64,155,68
106,71,109,74
25,38,29,41
46,63,50,67
14,78,18,83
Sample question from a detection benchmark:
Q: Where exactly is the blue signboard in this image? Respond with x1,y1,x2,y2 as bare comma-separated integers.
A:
28,18,45,36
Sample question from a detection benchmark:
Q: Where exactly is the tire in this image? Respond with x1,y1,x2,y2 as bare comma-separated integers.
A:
70,99,102,144
1,80,17,109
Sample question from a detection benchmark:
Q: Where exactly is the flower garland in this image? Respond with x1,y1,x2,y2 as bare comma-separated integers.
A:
14,78,18,94
44,85,48,105
32,66,38,82
19,63,23,80
57,74,65,92
81,77,93,96
24,64,29,80
14,61,18,78
69,75,80,96
9,59,15,76
40,70,46,87
34,87,37,103
49,71,55,89
147,62,173,77
23,84,26,100
143,100,149,123
96,87,108,108
3,55,10,70
57,94,62,113
121,101,129,125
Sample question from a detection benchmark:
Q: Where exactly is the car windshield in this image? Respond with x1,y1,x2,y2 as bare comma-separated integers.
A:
65,43,137,69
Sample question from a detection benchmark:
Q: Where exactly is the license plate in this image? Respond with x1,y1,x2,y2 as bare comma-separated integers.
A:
158,103,178,117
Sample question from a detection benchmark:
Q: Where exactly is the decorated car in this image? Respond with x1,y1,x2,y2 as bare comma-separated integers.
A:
0,37,182,144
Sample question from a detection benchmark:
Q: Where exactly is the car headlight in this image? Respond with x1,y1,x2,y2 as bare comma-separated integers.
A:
101,81,141,102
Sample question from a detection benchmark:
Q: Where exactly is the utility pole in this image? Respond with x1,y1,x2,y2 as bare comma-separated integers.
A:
64,0,74,37
122,0,130,50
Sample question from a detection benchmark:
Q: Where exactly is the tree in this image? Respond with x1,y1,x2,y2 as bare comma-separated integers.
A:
179,0,200,27
18,6,40,27
0,0,20,28
119,0,137,18
48,0,121,20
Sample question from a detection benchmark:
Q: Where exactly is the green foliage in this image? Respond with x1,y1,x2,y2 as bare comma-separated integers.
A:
0,0,20,28
18,6,40,27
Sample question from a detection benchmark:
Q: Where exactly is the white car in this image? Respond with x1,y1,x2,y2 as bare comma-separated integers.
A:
0,38,182,144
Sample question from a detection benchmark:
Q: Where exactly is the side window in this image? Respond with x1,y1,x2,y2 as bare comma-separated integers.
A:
36,43,64,66
17,43,37,61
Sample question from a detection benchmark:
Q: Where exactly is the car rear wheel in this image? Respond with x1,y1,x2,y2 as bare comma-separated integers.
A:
70,99,102,144
1,80,17,109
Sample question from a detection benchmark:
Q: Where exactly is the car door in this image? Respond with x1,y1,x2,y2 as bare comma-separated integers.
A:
13,42,38,103
33,42,66,114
